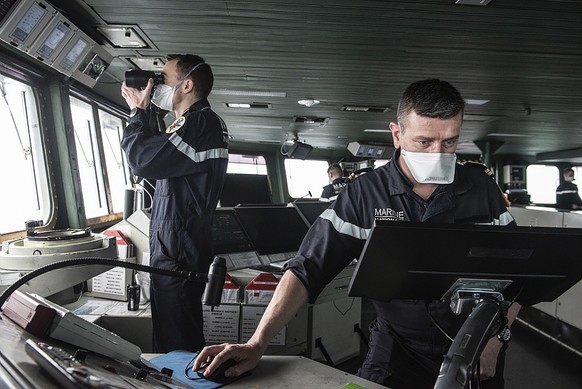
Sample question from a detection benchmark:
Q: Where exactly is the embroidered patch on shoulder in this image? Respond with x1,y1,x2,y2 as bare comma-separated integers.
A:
166,116,186,134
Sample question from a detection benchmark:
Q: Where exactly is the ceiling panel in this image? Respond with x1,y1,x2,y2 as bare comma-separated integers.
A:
56,0,582,158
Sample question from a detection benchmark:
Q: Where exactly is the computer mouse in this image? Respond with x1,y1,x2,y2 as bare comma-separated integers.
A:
197,358,237,382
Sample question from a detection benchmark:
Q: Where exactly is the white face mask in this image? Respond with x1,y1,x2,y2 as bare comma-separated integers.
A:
151,62,207,111
151,83,176,111
401,149,457,184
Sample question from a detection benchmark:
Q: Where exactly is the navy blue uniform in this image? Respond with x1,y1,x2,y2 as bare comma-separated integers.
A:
556,181,582,210
320,177,350,201
285,149,514,388
121,99,228,353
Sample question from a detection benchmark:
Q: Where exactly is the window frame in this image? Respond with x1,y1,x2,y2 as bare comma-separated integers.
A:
68,88,129,227
0,60,56,239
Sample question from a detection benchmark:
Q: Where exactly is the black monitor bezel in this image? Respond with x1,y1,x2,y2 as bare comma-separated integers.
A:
233,205,309,255
211,207,255,254
348,221,582,306
293,200,331,226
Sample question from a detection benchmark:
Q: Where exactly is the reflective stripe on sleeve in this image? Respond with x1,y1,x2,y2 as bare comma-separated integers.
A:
496,210,515,225
476,210,515,226
169,133,228,162
319,208,371,240
557,190,578,195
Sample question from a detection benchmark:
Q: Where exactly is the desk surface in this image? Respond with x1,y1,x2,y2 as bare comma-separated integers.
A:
0,308,384,389
143,354,387,388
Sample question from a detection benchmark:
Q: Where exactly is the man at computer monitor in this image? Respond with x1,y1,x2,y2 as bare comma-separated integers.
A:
194,79,520,389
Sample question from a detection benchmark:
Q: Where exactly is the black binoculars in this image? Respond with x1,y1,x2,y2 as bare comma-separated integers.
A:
124,69,163,89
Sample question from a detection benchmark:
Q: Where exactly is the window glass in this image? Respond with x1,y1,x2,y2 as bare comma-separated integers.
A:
98,109,129,213
572,167,582,184
227,154,267,174
70,96,107,218
284,159,329,199
527,164,559,204
0,73,50,234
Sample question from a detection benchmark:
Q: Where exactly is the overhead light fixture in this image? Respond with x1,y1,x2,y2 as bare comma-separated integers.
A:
463,114,503,123
455,0,493,6
128,57,165,71
487,133,527,137
212,90,286,98
363,129,391,133
298,99,320,107
242,139,278,142
97,25,153,48
465,99,490,105
292,116,328,126
225,102,271,109
342,105,391,113
226,103,251,108
235,124,283,130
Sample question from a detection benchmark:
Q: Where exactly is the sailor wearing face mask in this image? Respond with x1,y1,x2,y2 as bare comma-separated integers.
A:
120,54,228,353
195,79,519,389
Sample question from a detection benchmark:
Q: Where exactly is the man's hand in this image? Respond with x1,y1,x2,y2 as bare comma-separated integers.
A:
479,337,501,380
193,342,263,378
479,303,520,380
121,79,154,110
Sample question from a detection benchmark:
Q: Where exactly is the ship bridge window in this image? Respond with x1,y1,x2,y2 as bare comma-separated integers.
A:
227,153,267,175
526,164,559,205
0,73,51,235
69,95,129,220
284,159,329,199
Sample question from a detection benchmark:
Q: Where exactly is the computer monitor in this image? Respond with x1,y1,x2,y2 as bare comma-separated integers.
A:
220,173,271,207
211,208,254,254
293,201,331,226
348,221,582,306
234,206,309,255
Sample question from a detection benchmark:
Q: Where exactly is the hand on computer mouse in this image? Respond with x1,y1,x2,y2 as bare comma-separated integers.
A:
197,358,237,381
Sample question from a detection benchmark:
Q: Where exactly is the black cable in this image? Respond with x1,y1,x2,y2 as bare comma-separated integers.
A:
426,303,454,342
0,257,208,309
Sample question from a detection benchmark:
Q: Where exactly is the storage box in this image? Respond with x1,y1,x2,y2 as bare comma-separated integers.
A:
203,304,240,344
244,273,278,305
86,257,137,301
241,305,285,346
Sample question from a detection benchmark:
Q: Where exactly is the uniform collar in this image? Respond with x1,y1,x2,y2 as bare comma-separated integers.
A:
182,98,211,115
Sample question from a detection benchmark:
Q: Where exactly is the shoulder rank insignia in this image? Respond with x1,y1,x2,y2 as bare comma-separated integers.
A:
166,116,186,134
457,160,495,177
458,160,509,206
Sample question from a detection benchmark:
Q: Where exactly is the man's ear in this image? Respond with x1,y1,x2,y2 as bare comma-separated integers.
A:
182,78,195,94
389,122,401,148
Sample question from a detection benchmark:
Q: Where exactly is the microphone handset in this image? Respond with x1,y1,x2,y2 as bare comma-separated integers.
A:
202,256,227,311
0,256,228,312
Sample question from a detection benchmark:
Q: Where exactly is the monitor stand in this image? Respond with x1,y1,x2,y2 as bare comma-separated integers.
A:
435,278,513,389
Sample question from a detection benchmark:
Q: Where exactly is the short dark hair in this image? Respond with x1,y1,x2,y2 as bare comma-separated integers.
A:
563,167,575,176
327,163,343,176
166,54,214,99
397,79,465,128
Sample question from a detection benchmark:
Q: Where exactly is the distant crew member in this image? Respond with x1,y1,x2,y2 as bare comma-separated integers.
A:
320,163,349,201
556,167,582,210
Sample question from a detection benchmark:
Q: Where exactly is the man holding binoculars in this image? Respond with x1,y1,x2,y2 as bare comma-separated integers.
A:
120,54,229,353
